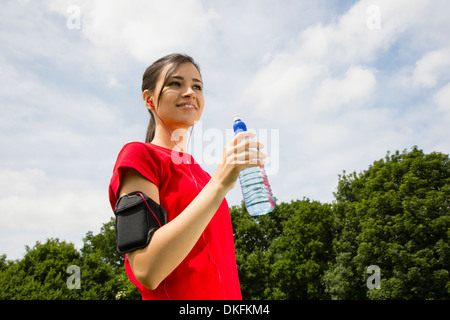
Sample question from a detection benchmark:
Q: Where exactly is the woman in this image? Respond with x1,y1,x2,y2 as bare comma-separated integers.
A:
109,54,265,300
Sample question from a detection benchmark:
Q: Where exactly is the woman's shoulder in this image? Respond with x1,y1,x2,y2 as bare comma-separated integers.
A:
114,142,166,168
117,141,192,168
120,141,150,151
119,141,168,157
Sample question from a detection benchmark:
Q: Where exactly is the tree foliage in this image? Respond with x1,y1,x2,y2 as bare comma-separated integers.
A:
325,147,450,299
0,146,448,300
0,219,140,300
231,199,334,299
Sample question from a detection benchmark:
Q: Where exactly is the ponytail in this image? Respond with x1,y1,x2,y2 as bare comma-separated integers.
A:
145,111,156,143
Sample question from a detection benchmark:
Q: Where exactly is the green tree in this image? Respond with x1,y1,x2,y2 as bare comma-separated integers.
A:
231,198,334,299
230,201,285,299
0,219,140,300
81,217,123,269
325,147,450,299
0,239,82,299
80,217,140,300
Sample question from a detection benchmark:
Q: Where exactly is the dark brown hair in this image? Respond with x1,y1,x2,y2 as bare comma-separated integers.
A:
141,53,201,143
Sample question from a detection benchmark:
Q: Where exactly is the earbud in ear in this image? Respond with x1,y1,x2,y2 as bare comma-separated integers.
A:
147,98,155,108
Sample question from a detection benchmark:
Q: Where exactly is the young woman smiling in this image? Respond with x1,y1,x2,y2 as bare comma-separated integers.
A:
109,54,265,300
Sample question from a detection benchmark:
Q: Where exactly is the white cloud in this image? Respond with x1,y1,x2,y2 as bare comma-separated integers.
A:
0,167,111,259
296,0,429,65
412,49,450,88
241,55,327,117
240,0,429,120
0,2,136,259
47,0,217,63
0,169,48,196
313,65,377,112
434,82,450,114
0,188,109,232
0,189,111,259
237,0,450,205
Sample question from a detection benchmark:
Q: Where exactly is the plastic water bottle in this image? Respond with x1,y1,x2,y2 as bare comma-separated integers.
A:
233,114,275,216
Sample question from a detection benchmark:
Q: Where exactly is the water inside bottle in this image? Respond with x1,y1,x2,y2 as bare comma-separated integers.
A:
239,166,275,216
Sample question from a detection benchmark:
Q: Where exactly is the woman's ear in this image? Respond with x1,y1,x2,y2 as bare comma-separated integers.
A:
143,90,154,110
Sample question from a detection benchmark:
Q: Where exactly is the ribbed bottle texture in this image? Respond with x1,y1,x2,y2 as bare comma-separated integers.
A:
233,114,275,216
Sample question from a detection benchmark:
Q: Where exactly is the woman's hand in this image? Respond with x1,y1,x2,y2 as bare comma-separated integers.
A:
211,131,266,193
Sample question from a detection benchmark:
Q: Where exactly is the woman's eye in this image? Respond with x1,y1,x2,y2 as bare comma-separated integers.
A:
167,81,202,91
168,81,181,87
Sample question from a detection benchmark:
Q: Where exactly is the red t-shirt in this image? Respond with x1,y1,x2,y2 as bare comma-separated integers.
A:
109,142,242,300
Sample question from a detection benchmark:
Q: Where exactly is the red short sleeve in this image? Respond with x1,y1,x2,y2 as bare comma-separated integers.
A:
109,142,161,210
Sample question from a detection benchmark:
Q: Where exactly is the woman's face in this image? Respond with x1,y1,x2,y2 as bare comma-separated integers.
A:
149,62,204,131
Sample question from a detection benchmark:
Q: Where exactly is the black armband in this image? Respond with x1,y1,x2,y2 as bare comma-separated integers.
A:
114,191,168,254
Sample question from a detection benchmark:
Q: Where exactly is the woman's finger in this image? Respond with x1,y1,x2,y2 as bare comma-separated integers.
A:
231,131,256,146
233,149,267,164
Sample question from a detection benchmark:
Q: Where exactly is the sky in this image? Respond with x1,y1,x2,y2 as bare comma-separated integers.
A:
1,0,449,260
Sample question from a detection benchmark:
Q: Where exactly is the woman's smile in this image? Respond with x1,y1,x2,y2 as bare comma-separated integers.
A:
176,102,197,110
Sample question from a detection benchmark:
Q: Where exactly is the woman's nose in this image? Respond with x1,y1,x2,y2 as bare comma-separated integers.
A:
182,85,196,98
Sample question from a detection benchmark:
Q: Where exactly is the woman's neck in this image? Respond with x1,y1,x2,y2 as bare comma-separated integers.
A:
152,126,188,152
